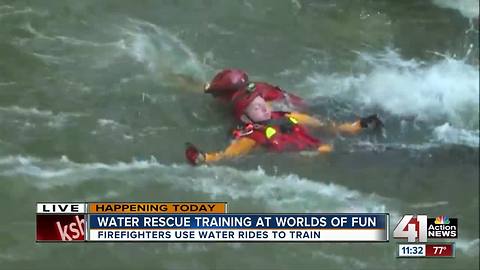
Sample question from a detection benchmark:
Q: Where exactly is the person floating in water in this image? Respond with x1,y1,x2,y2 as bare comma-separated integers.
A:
185,84,382,165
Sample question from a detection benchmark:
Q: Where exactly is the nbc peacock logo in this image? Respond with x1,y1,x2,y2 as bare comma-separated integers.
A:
434,216,450,225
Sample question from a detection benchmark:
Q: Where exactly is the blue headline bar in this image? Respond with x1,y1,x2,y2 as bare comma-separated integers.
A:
89,214,387,229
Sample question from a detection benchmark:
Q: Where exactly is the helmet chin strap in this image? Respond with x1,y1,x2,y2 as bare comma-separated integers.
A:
243,114,271,127
242,114,255,124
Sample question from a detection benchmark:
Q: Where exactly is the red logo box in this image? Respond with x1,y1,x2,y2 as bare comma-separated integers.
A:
36,214,85,241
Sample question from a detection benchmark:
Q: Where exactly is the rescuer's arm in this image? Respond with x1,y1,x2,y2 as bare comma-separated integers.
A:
331,121,363,135
286,112,382,135
317,144,334,153
166,72,205,92
185,137,257,165
285,112,326,128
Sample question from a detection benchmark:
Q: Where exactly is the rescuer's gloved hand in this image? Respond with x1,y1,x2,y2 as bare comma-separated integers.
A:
360,114,384,129
185,143,206,165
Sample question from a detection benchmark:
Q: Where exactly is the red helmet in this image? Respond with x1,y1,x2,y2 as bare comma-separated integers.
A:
204,69,249,99
232,86,260,120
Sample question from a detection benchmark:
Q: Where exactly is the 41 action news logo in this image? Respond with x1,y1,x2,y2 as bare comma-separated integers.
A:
393,215,457,242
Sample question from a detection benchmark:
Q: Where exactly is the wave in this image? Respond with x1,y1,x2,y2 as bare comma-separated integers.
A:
20,21,123,48
31,52,74,65
351,141,438,152
1,154,478,260
0,81,16,86
409,201,449,209
303,49,479,132
0,7,35,19
179,165,391,213
119,18,208,84
0,106,86,129
97,118,126,129
456,238,480,256
353,125,479,149
0,106,59,117
0,155,392,214
432,123,479,147
432,0,479,19
0,105,85,118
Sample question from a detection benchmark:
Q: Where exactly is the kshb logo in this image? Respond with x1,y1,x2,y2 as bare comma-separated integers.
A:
393,215,457,243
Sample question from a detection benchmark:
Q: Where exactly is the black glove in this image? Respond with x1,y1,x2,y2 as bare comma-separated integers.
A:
360,114,384,129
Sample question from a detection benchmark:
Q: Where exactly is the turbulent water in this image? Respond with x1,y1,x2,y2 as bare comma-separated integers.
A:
0,0,479,269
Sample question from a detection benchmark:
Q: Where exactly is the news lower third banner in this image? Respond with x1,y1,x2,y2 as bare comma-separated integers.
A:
36,202,389,242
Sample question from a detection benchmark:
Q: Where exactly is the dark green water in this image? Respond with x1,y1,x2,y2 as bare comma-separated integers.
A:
0,0,478,269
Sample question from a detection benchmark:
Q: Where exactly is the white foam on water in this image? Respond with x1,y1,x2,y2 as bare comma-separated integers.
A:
2,155,478,261
97,118,122,128
0,81,16,86
20,21,124,48
123,134,133,140
0,155,393,214
84,190,120,201
173,165,391,214
0,5,14,11
54,35,123,48
167,243,209,254
31,52,74,65
304,50,479,127
456,238,480,256
0,7,33,19
14,21,126,72
206,23,234,36
0,252,31,263
119,18,208,84
0,155,153,171
352,141,439,152
432,123,479,147
0,106,86,129
303,49,479,148
0,155,38,165
5,166,73,179
0,106,55,117
0,105,85,118
409,201,449,209
432,0,479,19
311,250,367,270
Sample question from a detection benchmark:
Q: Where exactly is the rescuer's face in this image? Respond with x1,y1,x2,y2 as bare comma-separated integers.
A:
244,96,271,122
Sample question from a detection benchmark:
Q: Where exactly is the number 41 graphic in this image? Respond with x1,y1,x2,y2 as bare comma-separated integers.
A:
393,215,428,243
